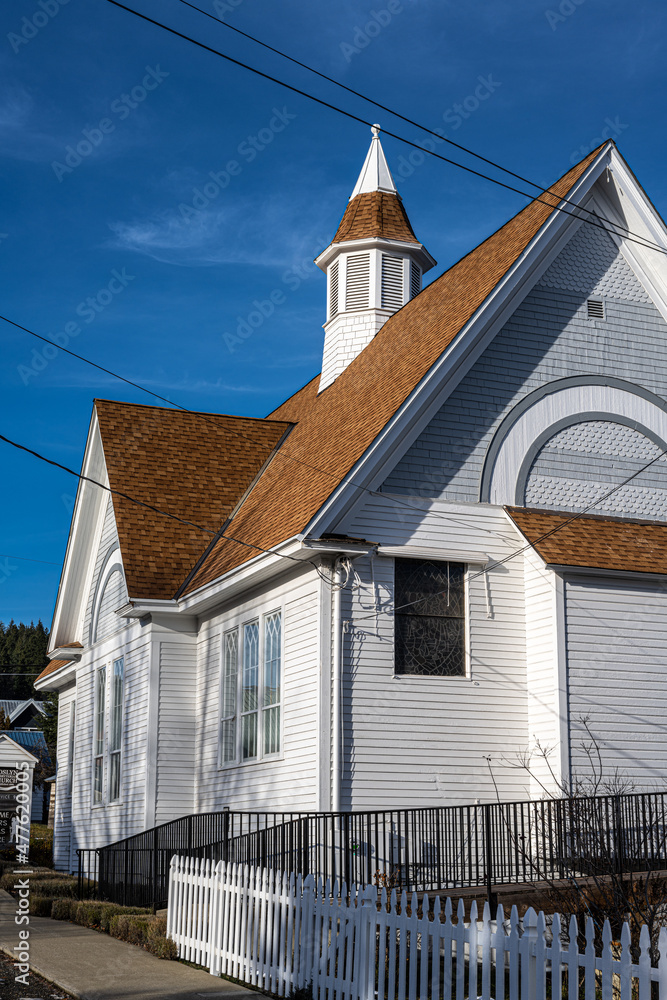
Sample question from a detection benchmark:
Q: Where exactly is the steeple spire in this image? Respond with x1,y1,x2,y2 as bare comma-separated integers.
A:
315,126,436,393
349,125,398,199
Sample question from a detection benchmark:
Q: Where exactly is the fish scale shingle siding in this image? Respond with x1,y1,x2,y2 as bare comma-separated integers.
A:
382,224,667,501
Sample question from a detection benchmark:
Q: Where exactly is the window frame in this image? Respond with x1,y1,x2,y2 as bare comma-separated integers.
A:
218,607,284,768
91,655,125,807
392,558,470,679
92,666,106,805
108,656,124,803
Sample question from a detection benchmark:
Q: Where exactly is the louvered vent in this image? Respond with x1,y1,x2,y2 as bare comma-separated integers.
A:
410,261,421,299
587,298,605,319
381,255,404,310
329,260,339,318
345,254,370,311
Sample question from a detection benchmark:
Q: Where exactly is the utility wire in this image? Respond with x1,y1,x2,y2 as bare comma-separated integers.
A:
1,311,513,545
0,554,59,566
0,431,329,580
100,0,667,258
173,0,656,252
352,447,667,623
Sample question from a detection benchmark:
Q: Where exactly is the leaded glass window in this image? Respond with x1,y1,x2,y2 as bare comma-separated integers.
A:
242,622,259,760
263,612,281,756
108,657,123,802
220,610,282,765
394,559,466,676
220,631,238,764
93,667,106,803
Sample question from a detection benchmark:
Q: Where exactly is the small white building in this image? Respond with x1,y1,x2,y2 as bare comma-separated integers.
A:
36,133,667,872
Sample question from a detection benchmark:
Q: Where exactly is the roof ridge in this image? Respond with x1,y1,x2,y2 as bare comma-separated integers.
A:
94,398,289,423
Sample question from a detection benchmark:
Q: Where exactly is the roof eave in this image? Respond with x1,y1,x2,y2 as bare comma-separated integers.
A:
34,660,77,693
315,237,435,273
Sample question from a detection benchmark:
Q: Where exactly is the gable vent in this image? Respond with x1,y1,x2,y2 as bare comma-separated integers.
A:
329,260,339,319
587,298,605,319
345,253,370,311
381,255,404,310
410,260,421,299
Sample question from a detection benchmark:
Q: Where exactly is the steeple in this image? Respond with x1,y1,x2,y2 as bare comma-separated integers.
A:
316,126,436,393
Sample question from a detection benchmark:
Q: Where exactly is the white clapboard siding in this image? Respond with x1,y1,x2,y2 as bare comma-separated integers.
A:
69,628,151,857
155,638,197,824
53,685,76,872
335,494,530,807
566,576,667,787
195,567,320,812
168,856,667,1000
83,496,118,644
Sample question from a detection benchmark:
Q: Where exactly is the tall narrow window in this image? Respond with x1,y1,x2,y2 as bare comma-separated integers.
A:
263,612,282,755
242,622,259,760
93,667,106,803
329,260,339,319
67,702,76,797
394,560,466,676
108,657,123,802
220,631,238,764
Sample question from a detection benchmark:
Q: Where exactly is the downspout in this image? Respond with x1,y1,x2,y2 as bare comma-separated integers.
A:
331,558,343,813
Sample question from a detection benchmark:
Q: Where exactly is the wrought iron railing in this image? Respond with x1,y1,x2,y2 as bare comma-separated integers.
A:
77,791,667,909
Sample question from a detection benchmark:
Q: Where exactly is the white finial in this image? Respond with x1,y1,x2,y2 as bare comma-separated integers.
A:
371,123,381,138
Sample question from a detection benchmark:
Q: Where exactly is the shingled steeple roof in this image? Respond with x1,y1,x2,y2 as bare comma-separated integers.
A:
331,125,421,245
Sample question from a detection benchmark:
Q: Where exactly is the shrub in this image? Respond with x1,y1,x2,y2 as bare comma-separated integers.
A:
0,871,76,895
109,913,176,959
29,895,53,917
74,901,149,931
146,923,178,960
27,878,78,898
30,825,53,868
51,898,75,921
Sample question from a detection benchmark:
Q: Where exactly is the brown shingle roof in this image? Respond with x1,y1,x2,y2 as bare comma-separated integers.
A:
183,147,605,595
506,507,667,575
333,192,419,244
94,400,292,599
36,659,71,683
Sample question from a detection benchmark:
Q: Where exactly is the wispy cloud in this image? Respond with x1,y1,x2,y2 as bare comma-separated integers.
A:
0,86,32,130
107,192,332,269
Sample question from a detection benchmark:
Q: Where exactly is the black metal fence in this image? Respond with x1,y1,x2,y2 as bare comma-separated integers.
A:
77,791,667,909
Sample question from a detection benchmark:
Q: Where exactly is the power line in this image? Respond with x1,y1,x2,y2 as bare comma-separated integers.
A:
100,0,667,259
352,447,667,623
0,554,59,566
2,311,512,546
0,431,330,581
173,0,655,252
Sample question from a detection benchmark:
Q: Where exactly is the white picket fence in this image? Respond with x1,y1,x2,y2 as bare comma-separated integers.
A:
167,854,667,999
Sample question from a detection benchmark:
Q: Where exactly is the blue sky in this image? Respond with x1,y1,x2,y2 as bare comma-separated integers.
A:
1,0,665,628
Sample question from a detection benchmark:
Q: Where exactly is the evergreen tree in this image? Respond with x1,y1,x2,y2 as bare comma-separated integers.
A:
0,620,50,699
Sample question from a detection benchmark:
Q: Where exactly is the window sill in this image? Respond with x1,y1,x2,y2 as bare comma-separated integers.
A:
217,753,284,771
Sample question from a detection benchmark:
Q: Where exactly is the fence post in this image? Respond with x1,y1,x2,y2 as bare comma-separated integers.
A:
221,807,229,863
77,850,83,900
358,885,377,1000
152,826,159,911
614,794,625,876
521,908,537,1000
483,803,497,908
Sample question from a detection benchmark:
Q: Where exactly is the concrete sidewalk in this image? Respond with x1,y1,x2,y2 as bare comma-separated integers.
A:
0,890,258,1000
